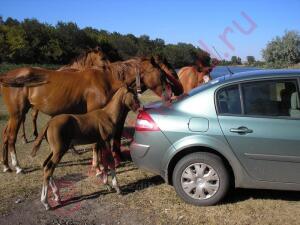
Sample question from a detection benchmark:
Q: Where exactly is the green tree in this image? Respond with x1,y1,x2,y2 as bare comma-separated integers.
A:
163,43,198,68
262,30,300,67
246,56,255,65
231,56,242,65
0,17,206,67
6,25,28,63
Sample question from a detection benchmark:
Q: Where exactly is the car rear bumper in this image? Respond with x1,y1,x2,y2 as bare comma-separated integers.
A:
130,142,150,159
130,131,173,179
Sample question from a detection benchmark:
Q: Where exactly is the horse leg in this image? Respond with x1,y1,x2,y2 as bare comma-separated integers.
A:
21,117,28,144
31,109,39,139
93,142,110,190
112,109,129,166
7,116,23,174
49,177,61,204
92,143,102,176
42,151,63,210
104,142,120,194
41,177,50,210
2,124,11,172
110,170,121,194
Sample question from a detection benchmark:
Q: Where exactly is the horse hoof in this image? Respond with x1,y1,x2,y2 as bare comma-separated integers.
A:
3,167,12,173
115,188,121,195
53,196,62,205
55,199,62,205
16,167,24,174
106,185,112,192
96,170,102,177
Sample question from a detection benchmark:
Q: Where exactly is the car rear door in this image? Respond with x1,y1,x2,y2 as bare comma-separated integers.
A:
217,78,300,184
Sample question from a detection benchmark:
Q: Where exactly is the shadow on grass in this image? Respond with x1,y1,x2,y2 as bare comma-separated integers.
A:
224,188,300,204
117,166,138,175
121,175,164,195
23,158,92,174
52,175,164,210
52,189,110,210
56,158,91,168
23,166,41,174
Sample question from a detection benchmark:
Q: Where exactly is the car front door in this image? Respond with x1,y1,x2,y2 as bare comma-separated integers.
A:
217,78,300,184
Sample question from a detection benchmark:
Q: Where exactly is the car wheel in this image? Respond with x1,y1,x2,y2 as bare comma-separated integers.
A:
172,152,230,206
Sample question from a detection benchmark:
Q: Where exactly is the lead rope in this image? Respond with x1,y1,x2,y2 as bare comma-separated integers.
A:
135,67,142,97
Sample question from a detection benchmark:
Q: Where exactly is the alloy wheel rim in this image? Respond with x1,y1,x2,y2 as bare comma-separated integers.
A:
180,163,220,200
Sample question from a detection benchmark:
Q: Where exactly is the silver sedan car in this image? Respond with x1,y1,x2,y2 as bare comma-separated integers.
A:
130,69,300,206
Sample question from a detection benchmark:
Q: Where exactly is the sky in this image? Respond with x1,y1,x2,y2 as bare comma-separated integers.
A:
1,0,300,60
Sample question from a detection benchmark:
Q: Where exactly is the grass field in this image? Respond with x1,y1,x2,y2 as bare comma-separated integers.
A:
0,68,300,224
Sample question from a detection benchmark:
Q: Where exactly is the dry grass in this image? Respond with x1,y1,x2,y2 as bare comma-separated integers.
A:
0,91,300,225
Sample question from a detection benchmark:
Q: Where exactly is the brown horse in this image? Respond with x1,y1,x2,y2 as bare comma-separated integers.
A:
21,51,182,164
0,56,182,173
178,66,212,94
19,48,110,143
21,50,182,144
31,86,140,210
178,51,220,94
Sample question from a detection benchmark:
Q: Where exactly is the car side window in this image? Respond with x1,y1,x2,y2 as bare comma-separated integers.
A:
217,85,242,115
242,79,300,118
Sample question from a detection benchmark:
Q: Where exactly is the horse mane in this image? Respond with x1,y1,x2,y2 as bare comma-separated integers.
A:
62,47,109,70
111,58,141,81
68,52,90,66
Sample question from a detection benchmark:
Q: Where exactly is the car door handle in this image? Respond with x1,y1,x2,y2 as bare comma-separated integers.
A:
230,126,253,134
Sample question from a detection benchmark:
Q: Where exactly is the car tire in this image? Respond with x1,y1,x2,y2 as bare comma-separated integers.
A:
172,152,230,206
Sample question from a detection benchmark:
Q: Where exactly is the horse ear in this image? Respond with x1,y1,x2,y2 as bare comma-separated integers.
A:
150,56,156,65
95,46,101,52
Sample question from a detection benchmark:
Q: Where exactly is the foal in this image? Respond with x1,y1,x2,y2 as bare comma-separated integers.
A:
31,86,140,210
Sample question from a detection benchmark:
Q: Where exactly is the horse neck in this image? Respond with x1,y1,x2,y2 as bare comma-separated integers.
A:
110,59,141,86
67,54,94,70
103,89,126,124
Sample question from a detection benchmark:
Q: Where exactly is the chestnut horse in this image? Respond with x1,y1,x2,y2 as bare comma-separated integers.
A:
31,86,140,210
20,48,110,143
20,50,182,163
178,66,212,94
0,56,182,173
21,50,181,144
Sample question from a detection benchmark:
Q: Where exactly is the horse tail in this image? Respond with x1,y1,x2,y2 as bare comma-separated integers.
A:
31,121,50,157
0,74,48,88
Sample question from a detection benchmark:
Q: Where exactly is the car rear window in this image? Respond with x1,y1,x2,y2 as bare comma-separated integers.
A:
217,85,242,115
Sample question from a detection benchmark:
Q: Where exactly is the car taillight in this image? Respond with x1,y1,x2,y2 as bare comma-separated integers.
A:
135,111,160,131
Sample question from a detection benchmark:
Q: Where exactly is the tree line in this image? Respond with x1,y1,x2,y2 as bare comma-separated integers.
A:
0,17,204,68
0,17,299,68
219,30,300,68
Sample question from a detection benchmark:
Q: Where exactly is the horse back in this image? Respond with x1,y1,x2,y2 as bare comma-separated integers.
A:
27,69,113,116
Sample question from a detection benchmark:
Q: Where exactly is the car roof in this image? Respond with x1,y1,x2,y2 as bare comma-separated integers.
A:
223,69,300,83
188,69,300,96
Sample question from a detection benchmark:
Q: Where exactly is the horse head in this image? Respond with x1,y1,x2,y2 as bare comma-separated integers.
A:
139,56,183,101
153,55,183,96
85,47,110,68
123,86,141,112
